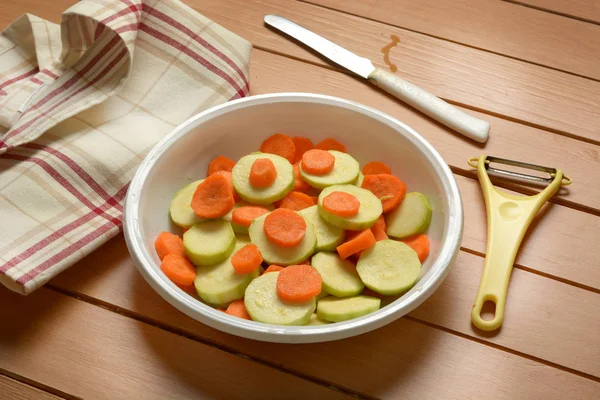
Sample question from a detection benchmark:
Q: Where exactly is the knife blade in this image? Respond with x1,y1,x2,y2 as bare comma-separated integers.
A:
264,14,490,143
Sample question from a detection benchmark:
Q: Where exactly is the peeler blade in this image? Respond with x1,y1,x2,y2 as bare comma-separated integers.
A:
482,155,557,185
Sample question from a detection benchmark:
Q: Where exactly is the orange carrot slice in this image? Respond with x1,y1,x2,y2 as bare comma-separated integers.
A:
154,231,185,260
401,234,430,262
260,133,296,163
191,173,235,218
264,264,284,274
160,254,196,286
292,136,314,163
263,208,306,248
212,170,240,202
232,206,271,227
249,158,277,188
301,149,335,175
371,215,388,241
322,191,360,217
208,155,236,175
315,137,346,153
225,299,252,320
231,244,263,274
293,162,312,192
336,229,376,260
361,174,407,213
276,264,322,303
362,161,391,175
279,191,316,211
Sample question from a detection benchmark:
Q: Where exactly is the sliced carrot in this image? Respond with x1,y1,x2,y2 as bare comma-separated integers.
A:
263,208,307,248
208,155,236,175
345,229,362,241
212,170,240,201
191,173,235,218
231,244,263,274
225,299,252,320
336,229,376,260
276,264,322,303
232,206,271,227
264,264,284,274
371,215,388,241
315,137,347,153
154,231,185,260
362,161,391,175
249,158,277,188
177,283,198,297
160,254,196,286
301,149,335,175
292,136,314,163
322,191,360,217
293,162,312,192
279,191,316,211
260,133,296,163
362,287,385,299
361,174,407,213
401,234,430,262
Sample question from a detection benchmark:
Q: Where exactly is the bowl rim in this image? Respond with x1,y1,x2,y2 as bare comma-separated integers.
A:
124,92,463,343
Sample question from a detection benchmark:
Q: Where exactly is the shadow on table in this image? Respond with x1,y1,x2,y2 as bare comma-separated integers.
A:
133,272,435,398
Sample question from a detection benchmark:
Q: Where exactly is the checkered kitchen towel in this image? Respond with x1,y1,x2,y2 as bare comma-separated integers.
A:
0,0,251,294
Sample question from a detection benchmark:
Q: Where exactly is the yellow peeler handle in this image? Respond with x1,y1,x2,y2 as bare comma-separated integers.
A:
468,155,568,331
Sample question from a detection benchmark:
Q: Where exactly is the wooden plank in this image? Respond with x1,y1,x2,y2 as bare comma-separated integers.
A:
509,0,600,24
0,374,66,400
0,0,74,26
246,49,600,213
193,0,600,142
50,234,600,380
456,175,600,291
304,0,600,79
0,288,352,400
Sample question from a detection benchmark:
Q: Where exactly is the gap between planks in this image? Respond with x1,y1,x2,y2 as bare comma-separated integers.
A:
296,0,600,83
42,284,372,400
44,280,600,387
501,0,600,26
0,369,80,400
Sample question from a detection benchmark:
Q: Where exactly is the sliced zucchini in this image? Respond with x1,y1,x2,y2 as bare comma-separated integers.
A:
232,153,294,205
299,151,359,189
318,184,382,230
244,272,315,325
305,313,331,326
194,238,259,305
317,295,381,322
184,220,235,266
386,192,432,239
248,212,317,265
353,171,364,187
312,252,364,297
357,239,421,295
298,205,344,251
169,180,206,228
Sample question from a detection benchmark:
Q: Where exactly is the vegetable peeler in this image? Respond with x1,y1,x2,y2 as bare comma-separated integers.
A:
467,155,572,331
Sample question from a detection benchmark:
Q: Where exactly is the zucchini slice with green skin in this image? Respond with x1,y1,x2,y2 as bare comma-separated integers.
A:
194,237,259,306
184,220,235,266
312,252,364,297
385,192,432,239
353,171,364,187
357,239,421,295
318,184,382,230
317,295,381,322
232,153,294,205
248,212,317,265
299,151,359,189
169,180,206,228
305,313,331,325
244,272,315,325
298,205,344,251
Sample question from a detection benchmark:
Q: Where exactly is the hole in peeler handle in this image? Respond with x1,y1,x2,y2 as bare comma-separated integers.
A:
480,300,497,321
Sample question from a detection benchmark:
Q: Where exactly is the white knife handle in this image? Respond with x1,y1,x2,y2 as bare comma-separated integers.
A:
368,68,490,143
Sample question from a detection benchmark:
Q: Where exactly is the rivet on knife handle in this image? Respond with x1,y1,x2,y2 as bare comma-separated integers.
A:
369,69,490,143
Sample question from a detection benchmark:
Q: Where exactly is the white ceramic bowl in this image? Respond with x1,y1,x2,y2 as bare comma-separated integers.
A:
124,93,463,343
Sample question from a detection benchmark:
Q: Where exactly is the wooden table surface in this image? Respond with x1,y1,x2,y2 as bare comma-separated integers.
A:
2,0,600,399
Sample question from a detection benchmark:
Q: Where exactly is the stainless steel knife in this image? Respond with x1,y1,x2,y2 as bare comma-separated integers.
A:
264,14,490,143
